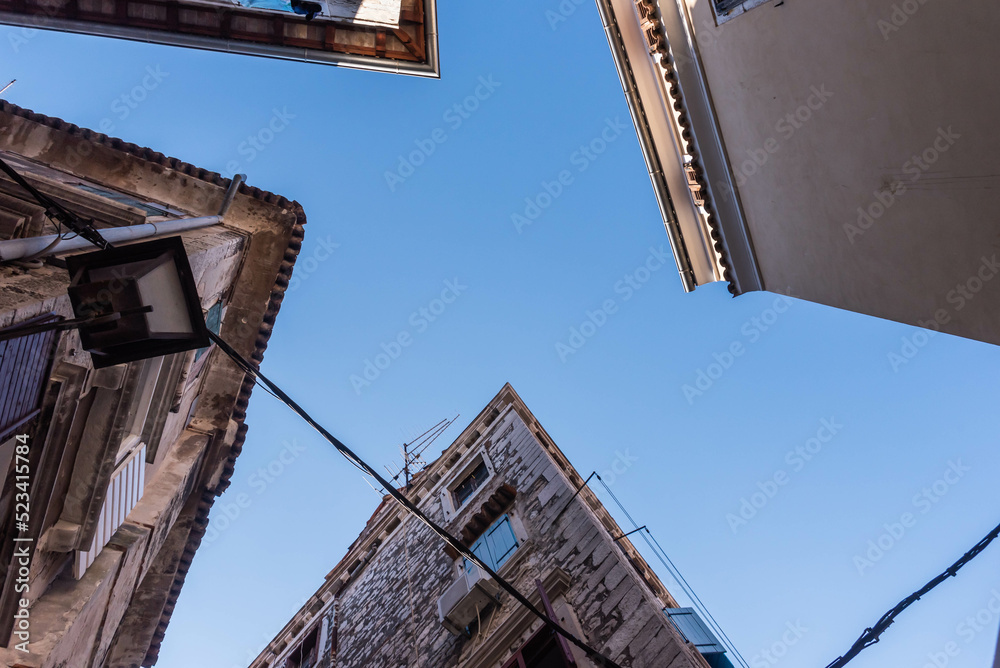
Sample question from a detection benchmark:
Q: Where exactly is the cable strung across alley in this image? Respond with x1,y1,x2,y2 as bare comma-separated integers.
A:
824,518,1000,668
588,473,751,668
206,331,624,668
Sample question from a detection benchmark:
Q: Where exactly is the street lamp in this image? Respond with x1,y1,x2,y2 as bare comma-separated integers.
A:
64,235,209,367
0,236,208,367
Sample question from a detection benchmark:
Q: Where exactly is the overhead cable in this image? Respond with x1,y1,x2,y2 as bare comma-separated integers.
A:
207,331,624,668
592,473,749,668
825,518,1000,668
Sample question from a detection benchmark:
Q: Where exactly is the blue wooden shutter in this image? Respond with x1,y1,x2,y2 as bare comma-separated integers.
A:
486,516,518,568
664,608,726,654
464,515,519,572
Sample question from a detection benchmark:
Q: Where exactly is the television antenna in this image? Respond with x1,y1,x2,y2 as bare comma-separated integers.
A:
384,415,459,490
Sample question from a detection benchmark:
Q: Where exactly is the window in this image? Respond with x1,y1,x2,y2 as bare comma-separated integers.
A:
118,357,163,462
664,608,733,667
711,0,771,23
75,356,163,578
714,0,743,11
282,625,319,668
501,627,575,668
453,460,489,507
193,300,223,363
74,183,172,217
464,515,518,573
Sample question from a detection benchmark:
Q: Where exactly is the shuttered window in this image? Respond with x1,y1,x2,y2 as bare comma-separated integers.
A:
0,313,59,442
665,607,727,654
464,515,518,573
75,183,172,217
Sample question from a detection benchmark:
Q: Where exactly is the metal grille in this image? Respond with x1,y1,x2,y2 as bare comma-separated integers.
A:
715,0,744,12
0,313,59,442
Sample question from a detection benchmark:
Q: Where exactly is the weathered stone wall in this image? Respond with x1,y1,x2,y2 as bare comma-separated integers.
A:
319,406,708,668
0,102,301,667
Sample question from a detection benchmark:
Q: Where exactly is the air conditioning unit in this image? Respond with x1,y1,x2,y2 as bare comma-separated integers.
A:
437,564,501,636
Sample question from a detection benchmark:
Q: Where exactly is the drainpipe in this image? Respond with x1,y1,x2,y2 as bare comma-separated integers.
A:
218,173,245,216
0,174,246,263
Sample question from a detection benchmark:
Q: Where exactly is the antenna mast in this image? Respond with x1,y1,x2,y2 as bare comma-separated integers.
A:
391,415,459,490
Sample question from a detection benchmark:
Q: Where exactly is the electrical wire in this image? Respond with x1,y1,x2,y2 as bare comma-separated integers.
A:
206,331,625,668
824,518,1000,668
0,154,113,251
591,474,750,668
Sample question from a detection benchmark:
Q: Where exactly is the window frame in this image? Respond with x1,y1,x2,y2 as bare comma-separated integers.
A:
463,514,519,574
72,182,182,218
442,450,496,517
710,0,772,25
452,459,489,508
116,356,164,464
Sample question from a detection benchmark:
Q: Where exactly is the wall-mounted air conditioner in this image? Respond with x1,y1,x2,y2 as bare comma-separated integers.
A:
437,564,501,636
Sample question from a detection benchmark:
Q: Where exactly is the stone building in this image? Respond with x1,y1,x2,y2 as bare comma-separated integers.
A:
0,100,304,666
250,384,733,668
596,0,1000,346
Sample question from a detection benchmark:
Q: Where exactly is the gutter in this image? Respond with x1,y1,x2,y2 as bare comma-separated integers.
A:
595,0,698,292
0,173,244,262
0,216,222,261
592,0,764,294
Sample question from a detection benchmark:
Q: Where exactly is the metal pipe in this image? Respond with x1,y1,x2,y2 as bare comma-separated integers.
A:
0,215,221,262
218,174,245,216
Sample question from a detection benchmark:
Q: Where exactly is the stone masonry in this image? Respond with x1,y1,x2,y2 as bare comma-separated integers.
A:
251,384,716,668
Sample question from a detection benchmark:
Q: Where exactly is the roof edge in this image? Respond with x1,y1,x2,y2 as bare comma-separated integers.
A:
0,98,308,666
593,0,763,295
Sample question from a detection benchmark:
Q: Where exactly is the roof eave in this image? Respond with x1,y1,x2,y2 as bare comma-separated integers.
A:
593,0,763,295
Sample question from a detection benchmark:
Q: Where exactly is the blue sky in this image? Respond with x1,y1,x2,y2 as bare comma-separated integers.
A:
4,2,1000,667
